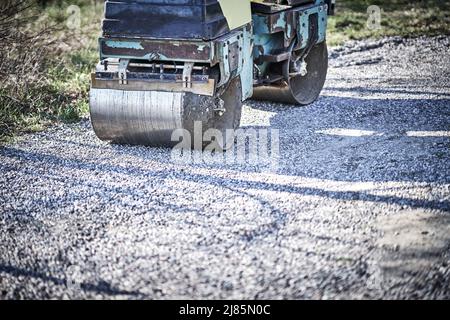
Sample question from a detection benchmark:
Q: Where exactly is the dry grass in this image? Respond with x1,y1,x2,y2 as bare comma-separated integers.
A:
0,0,102,143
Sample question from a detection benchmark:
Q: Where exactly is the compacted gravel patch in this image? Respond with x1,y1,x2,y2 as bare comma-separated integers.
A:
0,36,449,299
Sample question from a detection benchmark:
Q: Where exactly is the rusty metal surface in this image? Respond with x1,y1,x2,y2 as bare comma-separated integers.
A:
227,41,241,73
100,38,213,63
91,74,216,97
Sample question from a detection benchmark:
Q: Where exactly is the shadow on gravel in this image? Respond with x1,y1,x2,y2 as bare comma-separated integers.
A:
247,96,450,185
2,145,449,212
0,264,141,297
1,94,449,214
324,86,450,97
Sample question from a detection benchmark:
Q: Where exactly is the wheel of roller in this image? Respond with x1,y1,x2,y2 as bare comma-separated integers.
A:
252,41,328,105
89,76,242,149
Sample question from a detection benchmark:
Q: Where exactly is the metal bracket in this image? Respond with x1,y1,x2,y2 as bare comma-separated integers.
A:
182,62,195,88
216,30,245,88
228,41,240,72
213,98,226,116
118,59,130,85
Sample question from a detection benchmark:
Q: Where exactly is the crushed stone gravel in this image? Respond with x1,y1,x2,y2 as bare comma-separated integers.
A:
0,36,449,299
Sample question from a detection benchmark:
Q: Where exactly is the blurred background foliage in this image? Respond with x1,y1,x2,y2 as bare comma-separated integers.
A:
0,0,102,142
0,0,449,142
328,0,450,45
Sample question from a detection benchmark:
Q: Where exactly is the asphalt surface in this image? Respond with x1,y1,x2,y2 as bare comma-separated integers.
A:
1,36,449,299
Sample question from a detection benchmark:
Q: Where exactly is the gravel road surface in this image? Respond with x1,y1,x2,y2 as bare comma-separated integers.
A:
1,36,449,299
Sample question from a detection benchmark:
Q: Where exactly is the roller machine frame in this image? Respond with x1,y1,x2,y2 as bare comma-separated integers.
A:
90,0,334,147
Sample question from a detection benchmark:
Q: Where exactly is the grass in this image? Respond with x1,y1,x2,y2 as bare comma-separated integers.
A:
0,0,102,144
327,0,450,46
0,0,449,143
38,0,102,121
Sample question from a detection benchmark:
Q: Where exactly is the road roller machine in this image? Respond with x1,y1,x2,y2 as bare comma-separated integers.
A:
90,0,334,147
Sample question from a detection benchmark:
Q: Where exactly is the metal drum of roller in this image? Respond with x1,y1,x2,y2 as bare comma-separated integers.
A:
252,41,328,105
90,61,244,148
89,89,184,146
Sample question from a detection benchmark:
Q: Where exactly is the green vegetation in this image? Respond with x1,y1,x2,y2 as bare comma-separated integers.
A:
0,0,449,143
0,0,102,143
328,0,450,46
